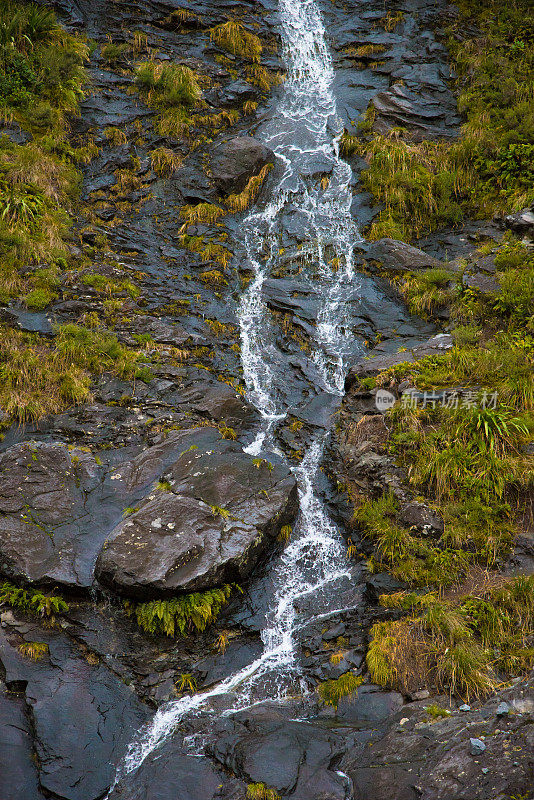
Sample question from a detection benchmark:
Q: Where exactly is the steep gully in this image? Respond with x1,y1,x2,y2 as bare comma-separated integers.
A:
111,0,364,787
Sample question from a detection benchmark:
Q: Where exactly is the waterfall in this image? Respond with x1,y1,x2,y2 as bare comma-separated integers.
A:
110,0,363,787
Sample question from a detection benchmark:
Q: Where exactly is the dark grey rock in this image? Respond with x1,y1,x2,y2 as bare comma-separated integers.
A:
505,204,534,240
210,136,275,194
96,440,298,598
367,238,442,272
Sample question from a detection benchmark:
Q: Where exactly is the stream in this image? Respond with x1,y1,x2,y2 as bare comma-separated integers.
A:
111,0,364,789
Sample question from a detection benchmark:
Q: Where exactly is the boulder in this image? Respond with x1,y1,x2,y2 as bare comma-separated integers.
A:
210,136,275,194
398,502,444,536
95,440,298,598
367,238,442,272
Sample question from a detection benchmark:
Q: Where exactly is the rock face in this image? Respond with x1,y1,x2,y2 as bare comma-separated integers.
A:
0,621,149,800
96,439,298,598
367,238,442,272
0,441,108,589
506,203,534,240
342,679,534,800
210,136,275,194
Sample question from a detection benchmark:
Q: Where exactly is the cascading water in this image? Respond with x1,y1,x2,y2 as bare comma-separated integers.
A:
111,0,363,787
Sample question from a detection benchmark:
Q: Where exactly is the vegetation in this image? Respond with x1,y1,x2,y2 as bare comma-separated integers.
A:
317,672,364,709
225,164,273,213
0,1,89,306
209,21,262,64
0,582,69,616
0,323,148,422
354,0,534,240
246,784,280,800
18,641,49,660
125,584,238,637
150,146,181,177
134,61,202,138
358,234,533,698
368,575,534,699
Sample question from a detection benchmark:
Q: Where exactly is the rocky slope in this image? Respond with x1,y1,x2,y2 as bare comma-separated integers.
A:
0,0,533,799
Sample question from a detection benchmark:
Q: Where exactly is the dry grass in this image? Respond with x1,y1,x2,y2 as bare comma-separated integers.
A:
210,20,262,63
225,163,273,212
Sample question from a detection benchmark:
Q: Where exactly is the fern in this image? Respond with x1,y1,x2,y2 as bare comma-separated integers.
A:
126,584,239,637
0,582,69,617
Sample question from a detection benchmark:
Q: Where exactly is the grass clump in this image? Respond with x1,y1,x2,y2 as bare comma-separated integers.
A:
398,268,455,317
0,323,147,423
209,21,262,63
18,641,49,660
0,581,69,616
134,61,202,138
179,202,226,230
368,575,534,699
225,163,273,213
246,784,280,800
150,146,181,177
125,584,238,637
317,672,364,709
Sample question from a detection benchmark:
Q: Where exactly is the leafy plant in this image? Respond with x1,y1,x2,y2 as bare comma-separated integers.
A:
0,582,69,616
126,584,238,637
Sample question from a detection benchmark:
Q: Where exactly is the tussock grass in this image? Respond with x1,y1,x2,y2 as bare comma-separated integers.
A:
179,202,226,232
18,641,49,660
246,784,280,800
0,323,147,423
150,146,181,177
226,163,272,212
209,21,262,63
317,672,364,709
369,575,534,699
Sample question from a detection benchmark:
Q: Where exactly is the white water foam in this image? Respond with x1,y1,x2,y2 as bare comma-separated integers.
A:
110,0,362,787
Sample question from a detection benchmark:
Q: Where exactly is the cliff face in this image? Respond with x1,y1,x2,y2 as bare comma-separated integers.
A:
0,1,533,799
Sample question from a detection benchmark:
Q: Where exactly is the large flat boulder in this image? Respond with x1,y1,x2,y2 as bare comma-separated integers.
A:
95,440,298,598
0,622,149,800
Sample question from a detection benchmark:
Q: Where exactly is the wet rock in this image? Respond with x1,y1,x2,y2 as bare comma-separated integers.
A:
108,738,245,800
463,272,500,294
0,441,107,589
346,334,453,383
335,684,404,724
398,502,444,536
96,440,298,598
210,136,275,194
0,692,43,800
208,705,349,799
0,307,53,335
505,204,534,240
0,624,149,800
367,238,442,272
495,702,510,717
